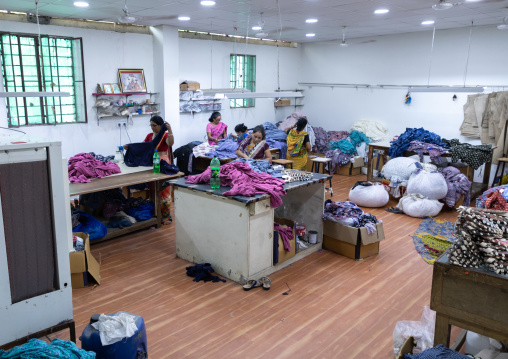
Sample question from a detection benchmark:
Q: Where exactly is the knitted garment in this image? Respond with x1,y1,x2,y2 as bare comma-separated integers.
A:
124,126,166,167
186,161,286,208
274,222,293,251
441,167,472,207
388,128,448,159
407,140,449,164
68,153,121,183
160,159,180,175
205,139,239,159
0,338,95,358
485,190,508,211
442,138,493,170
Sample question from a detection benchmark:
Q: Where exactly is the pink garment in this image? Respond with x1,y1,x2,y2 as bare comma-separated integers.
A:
274,222,293,251
68,153,121,183
328,131,349,142
186,162,286,207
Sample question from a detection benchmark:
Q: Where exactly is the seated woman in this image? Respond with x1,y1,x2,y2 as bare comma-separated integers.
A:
285,118,311,170
206,111,227,145
231,123,250,143
236,125,273,163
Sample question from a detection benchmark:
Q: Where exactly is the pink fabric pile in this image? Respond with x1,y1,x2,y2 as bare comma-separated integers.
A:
68,153,121,183
274,222,293,251
328,131,349,142
186,161,286,207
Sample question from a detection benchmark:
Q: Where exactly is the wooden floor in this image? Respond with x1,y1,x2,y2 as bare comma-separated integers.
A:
53,173,460,358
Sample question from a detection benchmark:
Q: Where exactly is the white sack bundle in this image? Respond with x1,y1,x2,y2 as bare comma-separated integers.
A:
349,183,389,208
407,170,448,200
381,157,419,182
397,194,443,218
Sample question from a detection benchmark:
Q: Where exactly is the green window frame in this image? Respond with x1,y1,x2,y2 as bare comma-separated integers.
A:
230,54,256,108
0,32,87,126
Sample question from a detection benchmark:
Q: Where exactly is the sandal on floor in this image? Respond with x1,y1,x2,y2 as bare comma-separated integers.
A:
243,280,262,291
259,277,271,290
385,207,403,214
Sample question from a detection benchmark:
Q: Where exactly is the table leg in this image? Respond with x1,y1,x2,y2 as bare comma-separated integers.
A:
367,145,374,181
69,320,76,343
154,180,162,229
434,313,451,347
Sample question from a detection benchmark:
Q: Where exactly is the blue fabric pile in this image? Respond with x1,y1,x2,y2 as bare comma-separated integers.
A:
403,344,472,359
0,338,96,358
205,139,239,159
263,122,287,142
388,128,448,158
232,158,283,178
266,138,287,159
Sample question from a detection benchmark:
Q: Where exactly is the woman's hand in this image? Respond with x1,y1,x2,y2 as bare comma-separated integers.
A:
123,144,129,150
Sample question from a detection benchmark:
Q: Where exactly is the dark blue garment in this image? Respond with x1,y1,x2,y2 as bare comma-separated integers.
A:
404,345,472,359
263,121,288,142
124,127,167,167
205,139,239,159
388,128,448,159
266,138,288,159
160,159,180,174
186,263,226,283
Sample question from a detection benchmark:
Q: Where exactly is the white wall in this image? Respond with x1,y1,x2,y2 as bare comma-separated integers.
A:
298,26,508,141
177,38,301,146
0,20,154,159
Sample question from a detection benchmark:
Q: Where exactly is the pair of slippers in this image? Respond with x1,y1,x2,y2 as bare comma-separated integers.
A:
385,207,403,214
243,277,271,291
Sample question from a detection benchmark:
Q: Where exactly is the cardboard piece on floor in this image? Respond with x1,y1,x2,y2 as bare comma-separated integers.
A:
337,156,364,176
323,220,385,260
69,232,101,288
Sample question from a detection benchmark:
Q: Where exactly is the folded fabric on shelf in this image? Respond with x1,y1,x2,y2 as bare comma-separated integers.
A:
186,161,286,207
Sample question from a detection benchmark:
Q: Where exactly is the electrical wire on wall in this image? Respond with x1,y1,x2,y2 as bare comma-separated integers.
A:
463,21,474,87
124,123,132,142
0,126,26,134
210,19,213,89
427,25,436,87
276,0,282,91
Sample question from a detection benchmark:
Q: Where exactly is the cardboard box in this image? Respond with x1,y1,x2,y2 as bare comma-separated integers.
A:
179,81,200,91
274,99,291,107
69,232,101,288
273,218,296,265
337,156,364,176
323,220,385,260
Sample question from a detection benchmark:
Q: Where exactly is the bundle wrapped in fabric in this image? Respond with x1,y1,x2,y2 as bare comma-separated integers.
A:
381,157,419,183
349,181,389,208
406,170,448,200
397,193,444,218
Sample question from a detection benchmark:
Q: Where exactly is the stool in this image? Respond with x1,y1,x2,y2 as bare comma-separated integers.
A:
272,158,294,169
492,157,508,187
311,157,333,197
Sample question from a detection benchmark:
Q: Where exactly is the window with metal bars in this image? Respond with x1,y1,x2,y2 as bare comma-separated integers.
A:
230,54,256,108
0,32,87,126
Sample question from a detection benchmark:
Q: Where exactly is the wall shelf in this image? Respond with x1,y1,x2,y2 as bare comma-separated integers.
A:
93,92,159,125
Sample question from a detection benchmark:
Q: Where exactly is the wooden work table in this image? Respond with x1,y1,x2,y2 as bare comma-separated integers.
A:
366,141,492,199
69,163,183,243
430,252,508,347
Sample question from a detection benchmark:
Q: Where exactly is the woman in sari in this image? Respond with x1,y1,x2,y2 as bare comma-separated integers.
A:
285,118,311,170
206,111,228,145
236,125,273,163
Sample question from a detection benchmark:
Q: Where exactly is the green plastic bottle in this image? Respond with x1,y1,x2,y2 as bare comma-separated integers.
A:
153,150,160,173
210,156,220,189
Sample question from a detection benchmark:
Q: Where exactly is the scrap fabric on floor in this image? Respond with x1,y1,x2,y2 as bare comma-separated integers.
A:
186,161,286,207
412,217,456,264
388,128,448,159
68,153,121,183
0,338,95,359
186,263,226,283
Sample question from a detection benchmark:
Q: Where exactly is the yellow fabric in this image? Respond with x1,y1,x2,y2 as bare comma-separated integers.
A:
286,129,308,170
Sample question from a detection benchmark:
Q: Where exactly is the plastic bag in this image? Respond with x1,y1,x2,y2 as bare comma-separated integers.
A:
91,312,138,346
393,306,436,357
125,204,154,221
397,194,443,218
382,157,419,182
72,210,108,241
349,183,389,208
407,171,448,200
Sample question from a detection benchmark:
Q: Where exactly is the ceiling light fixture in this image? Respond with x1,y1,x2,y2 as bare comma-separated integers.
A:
73,1,89,7
306,33,315,37
306,18,318,23
498,17,508,30
178,16,190,21
200,1,216,6
252,25,262,30
374,9,389,14
422,20,435,25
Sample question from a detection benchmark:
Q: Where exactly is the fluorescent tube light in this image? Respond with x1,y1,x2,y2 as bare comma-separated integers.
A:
410,87,484,93
0,92,71,97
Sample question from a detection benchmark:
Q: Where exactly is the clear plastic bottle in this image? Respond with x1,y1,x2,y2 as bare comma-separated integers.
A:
153,150,160,173
210,156,220,189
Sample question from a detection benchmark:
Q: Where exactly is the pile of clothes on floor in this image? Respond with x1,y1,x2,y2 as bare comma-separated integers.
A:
322,199,381,234
71,189,157,240
476,184,508,210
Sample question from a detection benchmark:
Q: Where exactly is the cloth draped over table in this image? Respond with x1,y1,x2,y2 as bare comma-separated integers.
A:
442,138,492,170
407,140,449,164
388,128,448,159
185,161,286,208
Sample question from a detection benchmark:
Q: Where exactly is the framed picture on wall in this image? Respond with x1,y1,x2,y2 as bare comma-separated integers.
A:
118,69,147,93
103,83,113,94
111,83,122,94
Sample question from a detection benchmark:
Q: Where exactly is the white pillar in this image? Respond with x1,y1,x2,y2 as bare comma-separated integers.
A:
151,25,181,147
